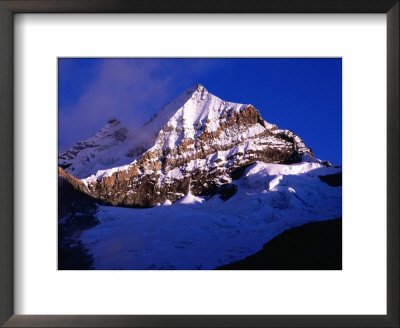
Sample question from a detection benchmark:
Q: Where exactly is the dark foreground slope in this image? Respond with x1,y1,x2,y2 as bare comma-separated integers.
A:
217,218,342,270
58,167,99,270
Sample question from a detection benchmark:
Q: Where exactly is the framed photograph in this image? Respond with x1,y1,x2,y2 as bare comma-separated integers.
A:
57,57,343,271
0,1,398,327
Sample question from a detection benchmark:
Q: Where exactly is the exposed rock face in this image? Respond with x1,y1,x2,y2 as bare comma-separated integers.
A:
319,172,342,187
66,84,317,208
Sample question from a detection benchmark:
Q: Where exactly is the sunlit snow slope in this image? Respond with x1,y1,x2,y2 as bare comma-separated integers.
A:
80,162,341,270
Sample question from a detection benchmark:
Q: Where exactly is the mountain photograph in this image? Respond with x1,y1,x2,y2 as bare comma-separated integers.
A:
58,58,342,270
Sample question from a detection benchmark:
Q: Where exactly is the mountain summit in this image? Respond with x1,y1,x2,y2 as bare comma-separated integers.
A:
59,85,323,207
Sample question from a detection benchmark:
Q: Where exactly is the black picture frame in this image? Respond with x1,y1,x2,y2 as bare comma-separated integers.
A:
0,1,398,327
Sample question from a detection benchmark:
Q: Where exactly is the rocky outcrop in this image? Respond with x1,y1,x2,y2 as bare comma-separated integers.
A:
79,85,316,208
319,172,342,187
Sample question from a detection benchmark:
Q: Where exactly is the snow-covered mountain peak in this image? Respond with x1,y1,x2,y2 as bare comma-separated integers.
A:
155,85,249,143
60,85,320,207
127,84,252,156
148,83,249,124
144,84,245,130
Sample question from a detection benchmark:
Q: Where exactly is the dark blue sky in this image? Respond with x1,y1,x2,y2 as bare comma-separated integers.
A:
59,58,342,164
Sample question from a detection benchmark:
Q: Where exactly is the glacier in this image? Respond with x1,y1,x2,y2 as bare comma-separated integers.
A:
79,161,341,270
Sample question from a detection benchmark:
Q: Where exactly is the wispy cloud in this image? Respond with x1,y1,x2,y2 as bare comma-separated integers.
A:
59,59,167,146
59,58,220,147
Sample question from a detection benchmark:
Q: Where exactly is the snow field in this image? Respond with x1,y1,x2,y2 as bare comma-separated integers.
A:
80,161,342,269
